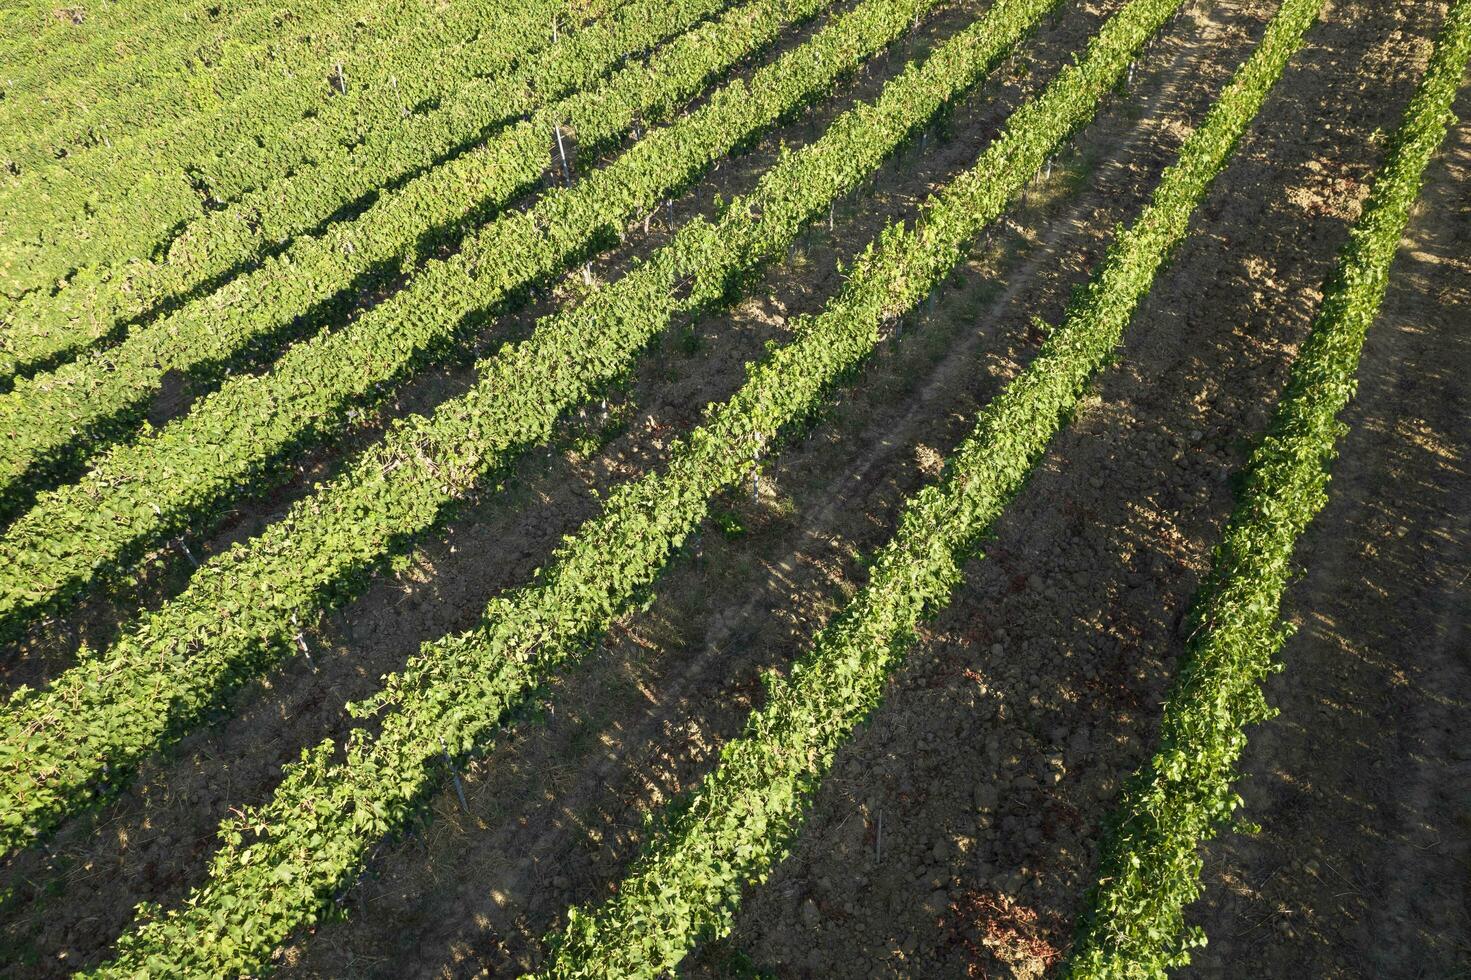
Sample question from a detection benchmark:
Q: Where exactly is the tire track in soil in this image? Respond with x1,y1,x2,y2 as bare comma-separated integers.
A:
272,1,1267,973
707,1,1449,978
1187,90,1471,979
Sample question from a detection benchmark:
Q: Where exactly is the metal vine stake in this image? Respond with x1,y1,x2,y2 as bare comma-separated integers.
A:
441,736,471,812
554,122,572,185
290,613,318,672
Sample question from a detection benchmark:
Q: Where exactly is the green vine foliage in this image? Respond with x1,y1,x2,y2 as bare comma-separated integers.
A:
0,0,328,113
0,0,712,380
86,0,1175,972
1066,1,1471,975
0,0,897,634
0,0,602,296
537,0,1321,972
0,0,978,855
0,0,1059,871
0,0,400,163
0,0,746,456
0,0,230,72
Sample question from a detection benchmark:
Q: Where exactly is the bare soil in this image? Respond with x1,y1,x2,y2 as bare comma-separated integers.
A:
0,0,1465,976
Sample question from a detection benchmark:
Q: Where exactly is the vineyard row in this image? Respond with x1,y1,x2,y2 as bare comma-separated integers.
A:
87,0,1177,970
0,0,612,295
